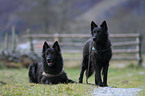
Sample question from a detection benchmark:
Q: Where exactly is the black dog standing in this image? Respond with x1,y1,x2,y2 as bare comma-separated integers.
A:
28,41,75,84
79,21,112,87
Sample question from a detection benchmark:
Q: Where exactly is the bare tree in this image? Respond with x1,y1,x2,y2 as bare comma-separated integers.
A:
16,0,76,34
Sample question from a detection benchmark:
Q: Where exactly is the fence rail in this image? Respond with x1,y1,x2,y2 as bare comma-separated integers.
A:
23,33,143,66
23,33,140,38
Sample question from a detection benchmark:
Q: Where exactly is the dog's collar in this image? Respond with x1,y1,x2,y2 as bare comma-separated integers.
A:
91,42,111,53
42,69,64,77
92,46,112,52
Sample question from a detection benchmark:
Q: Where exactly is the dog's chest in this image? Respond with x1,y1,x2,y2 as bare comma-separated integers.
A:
90,47,108,60
91,51,103,59
90,45,99,54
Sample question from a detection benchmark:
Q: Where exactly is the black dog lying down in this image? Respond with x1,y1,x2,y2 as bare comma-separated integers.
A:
79,21,112,87
28,41,75,84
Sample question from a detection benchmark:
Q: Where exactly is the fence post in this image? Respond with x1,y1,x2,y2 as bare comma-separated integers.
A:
4,32,9,51
136,34,143,66
54,33,59,42
12,26,16,53
27,29,34,52
139,34,143,66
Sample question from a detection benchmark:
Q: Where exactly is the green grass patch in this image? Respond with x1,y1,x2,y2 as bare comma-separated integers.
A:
0,66,145,95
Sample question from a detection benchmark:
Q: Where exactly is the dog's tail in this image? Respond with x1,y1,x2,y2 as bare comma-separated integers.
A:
86,69,94,78
67,79,77,83
28,62,38,83
86,67,94,83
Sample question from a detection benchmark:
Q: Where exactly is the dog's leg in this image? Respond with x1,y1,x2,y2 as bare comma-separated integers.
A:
95,66,103,86
95,75,98,85
103,64,109,86
79,63,87,83
79,54,88,83
28,63,38,83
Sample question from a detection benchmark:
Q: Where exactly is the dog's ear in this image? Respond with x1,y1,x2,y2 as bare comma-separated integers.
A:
100,20,108,31
91,21,98,33
42,41,50,53
53,41,61,52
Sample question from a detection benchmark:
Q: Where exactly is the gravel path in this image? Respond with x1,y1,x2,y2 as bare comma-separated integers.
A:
91,87,142,96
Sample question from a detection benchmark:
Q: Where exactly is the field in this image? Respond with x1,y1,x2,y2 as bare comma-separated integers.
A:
0,62,145,96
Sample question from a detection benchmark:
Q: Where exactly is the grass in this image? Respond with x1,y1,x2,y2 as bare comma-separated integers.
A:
0,63,145,96
0,68,93,96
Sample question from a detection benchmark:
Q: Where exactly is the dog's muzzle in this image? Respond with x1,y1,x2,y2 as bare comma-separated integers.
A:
93,37,96,41
46,58,53,66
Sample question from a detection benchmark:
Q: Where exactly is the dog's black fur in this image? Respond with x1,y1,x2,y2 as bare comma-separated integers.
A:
28,41,75,84
79,21,112,87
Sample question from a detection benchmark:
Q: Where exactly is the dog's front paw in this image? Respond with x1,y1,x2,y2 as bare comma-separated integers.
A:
78,78,83,83
99,84,109,87
103,84,108,87
98,83,105,87
78,80,83,83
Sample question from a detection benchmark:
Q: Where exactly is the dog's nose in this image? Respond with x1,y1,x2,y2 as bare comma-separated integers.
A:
47,58,51,62
93,37,96,41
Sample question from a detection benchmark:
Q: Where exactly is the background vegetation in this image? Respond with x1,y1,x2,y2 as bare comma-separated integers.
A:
0,0,145,51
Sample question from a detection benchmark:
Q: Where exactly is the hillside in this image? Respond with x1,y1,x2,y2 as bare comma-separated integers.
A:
71,0,145,51
74,0,145,33
77,0,128,21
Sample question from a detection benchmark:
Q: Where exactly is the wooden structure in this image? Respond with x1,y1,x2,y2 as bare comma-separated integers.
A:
23,33,143,66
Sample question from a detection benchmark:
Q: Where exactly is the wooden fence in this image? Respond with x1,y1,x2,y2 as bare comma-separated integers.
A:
23,33,143,66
